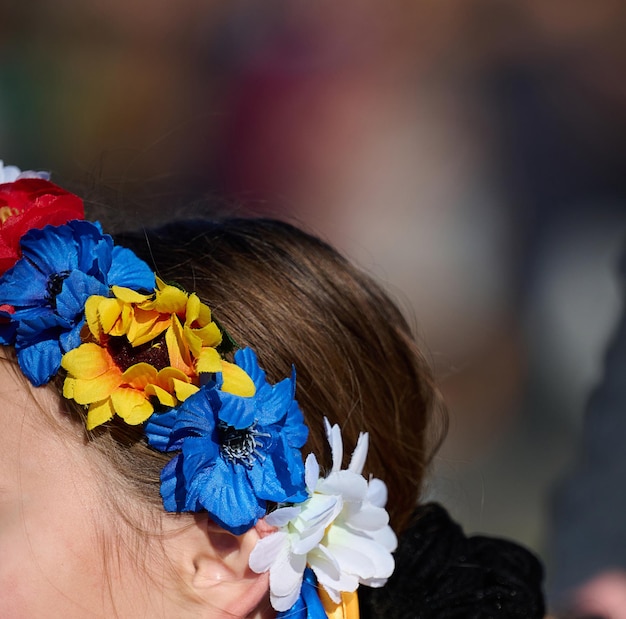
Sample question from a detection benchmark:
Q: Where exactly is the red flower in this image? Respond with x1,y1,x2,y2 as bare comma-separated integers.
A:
0,178,84,274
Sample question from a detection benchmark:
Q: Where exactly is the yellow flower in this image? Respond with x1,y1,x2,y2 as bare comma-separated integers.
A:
61,279,255,430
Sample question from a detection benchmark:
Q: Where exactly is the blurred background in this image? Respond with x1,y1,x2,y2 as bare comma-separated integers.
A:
2,0,626,613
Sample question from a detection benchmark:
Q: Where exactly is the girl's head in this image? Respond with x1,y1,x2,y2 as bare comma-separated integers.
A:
0,172,442,617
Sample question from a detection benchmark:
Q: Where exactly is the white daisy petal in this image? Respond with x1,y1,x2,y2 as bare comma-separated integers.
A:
0,161,50,183
249,531,288,573
317,470,368,501
324,418,343,472
371,524,398,553
310,546,359,600
326,527,395,580
344,502,389,531
366,477,388,507
269,548,307,598
305,452,320,492
265,506,301,528
271,583,304,613
257,420,396,612
348,432,369,474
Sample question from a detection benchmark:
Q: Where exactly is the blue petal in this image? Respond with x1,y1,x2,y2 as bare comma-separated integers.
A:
81,238,112,279
194,459,264,534
0,260,49,306
217,392,256,429
284,399,309,448
234,347,271,394
59,320,84,353
55,270,107,320
160,455,188,512
0,320,17,345
181,436,219,487
16,310,68,340
255,376,294,425
109,246,156,291
172,387,220,439
17,337,63,386
21,224,78,274
247,452,291,503
145,409,179,451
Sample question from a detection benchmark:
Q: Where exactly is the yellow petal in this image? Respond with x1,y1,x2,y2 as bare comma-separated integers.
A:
68,368,123,404
86,399,116,430
154,366,190,389
195,347,222,374
189,321,222,348
111,286,150,304
151,284,188,314
61,343,112,379
85,295,107,340
121,363,158,389
173,379,199,401
183,324,204,358
111,388,154,425
127,308,169,346
144,383,178,407
196,302,212,326
185,293,201,324
62,377,76,399
221,361,256,397
111,302,134,337
97,297,125,334
166,318,193,374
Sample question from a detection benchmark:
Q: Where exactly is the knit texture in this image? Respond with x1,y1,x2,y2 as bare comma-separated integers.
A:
359,503,545,618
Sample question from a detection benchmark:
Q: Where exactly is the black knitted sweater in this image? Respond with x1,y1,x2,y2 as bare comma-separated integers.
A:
359,503,545,618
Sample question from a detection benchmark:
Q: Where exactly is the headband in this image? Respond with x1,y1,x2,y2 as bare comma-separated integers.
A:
0,162,396,619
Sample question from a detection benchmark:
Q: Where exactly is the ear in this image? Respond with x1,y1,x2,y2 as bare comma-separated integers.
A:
164,513,271,618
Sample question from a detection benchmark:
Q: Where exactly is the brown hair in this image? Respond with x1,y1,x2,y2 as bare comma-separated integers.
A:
106,217,445,533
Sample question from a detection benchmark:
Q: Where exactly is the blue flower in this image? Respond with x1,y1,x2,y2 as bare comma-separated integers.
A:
146,347,308,535
0,220,155,385
277,569,327,619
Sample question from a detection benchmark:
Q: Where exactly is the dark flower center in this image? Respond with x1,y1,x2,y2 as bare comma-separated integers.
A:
218,421,271,468
45,270,71,308
107,332,170,373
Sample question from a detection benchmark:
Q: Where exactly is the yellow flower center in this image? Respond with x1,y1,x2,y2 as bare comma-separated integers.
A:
0,205,21,224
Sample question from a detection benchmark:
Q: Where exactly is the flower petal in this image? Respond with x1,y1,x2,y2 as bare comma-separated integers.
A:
61,342,112,379
86,398,116,430
108,246,155,291
248,530,289,574
111,387,154,425
220,360,256,397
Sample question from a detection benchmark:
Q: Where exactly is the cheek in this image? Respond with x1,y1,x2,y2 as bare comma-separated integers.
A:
0,443,112,619
0,489,107,619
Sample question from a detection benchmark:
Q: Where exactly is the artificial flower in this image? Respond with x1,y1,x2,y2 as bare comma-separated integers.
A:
84,277,242,380
0,220,155,385
145,347,308,535
0,177,83,274
0,160,50,184
276,568,328,619
249,419,397,612
63,279,256,429
62,341,198,429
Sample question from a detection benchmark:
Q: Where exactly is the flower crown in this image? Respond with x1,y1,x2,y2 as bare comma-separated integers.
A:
0,161,396,619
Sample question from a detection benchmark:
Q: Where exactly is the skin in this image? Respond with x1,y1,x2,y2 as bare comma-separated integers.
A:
0,360,273,619
0,362,160,618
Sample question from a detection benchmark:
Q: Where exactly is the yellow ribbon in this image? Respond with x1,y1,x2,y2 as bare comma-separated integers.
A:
319,588,359,619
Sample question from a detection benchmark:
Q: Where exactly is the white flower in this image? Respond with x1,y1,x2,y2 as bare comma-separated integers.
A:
249,419,397,612
0,160,50,184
